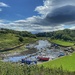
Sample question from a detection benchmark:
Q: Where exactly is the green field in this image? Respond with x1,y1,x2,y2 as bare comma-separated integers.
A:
0,33,38,50
0,33,22,50
50,39,74,46
41,52,75,71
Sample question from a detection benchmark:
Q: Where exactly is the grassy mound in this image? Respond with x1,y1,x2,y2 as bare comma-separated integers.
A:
41,52,75,71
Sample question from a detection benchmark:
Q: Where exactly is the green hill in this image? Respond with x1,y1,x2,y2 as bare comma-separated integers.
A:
36,29,75,41
0,28,37,52
41,52,75,71
0,33,20,49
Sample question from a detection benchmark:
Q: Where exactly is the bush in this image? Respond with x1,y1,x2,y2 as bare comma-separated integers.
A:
18,37,24,42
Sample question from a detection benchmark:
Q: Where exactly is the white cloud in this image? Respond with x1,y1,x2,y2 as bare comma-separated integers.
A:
35,0,52,16
0,0,75,33
70,25,75,29
0,18,65,33
0,2,9,7
0,20,4,22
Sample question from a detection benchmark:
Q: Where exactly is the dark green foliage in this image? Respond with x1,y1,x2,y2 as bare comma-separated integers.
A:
36,29,75,41
0,28,36,38
18,37,24,42
0,28,37,51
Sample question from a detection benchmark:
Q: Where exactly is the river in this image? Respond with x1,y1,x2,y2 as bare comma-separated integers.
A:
2,40,65,62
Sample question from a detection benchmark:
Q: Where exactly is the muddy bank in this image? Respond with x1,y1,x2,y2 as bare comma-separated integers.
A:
11,48,37,57
0,48,37,58
0,43,24,52
20,48,37,55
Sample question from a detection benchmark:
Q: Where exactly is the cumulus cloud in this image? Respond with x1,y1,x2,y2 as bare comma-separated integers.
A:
35,0,75,26
0,18,64,33
0,0,75,32
69,25,75,30
44,5,75,25
35,0,75,15
32,0,75,27
0,20,4,22
35,0,52,15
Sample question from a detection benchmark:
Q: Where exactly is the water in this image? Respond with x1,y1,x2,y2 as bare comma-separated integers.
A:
3,55,26,62
3,54,38,62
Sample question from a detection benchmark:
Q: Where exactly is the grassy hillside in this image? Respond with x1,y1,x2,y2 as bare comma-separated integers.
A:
0,33,21,50
0,28,37,51
41,52,75,71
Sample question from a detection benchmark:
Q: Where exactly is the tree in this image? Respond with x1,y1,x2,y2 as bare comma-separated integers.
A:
18,37,24,42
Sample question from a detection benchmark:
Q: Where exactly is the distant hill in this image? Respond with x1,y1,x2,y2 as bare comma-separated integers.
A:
36,29,75,41
1,28,75,42
0,28,36,38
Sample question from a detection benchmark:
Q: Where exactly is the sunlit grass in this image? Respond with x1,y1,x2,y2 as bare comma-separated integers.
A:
51,39,74,46
41,52,75,71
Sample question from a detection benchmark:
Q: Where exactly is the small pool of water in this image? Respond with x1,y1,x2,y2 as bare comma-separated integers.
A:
3,55,26,62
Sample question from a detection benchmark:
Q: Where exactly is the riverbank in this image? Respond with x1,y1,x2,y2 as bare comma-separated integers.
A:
1,40,69,62
1,40,75,63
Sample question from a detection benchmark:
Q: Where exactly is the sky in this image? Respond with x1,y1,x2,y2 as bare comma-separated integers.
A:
0,0,75,33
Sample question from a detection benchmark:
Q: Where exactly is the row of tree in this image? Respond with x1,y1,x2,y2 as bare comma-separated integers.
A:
0,28,36,38
36,29,75,41
0,28,75,41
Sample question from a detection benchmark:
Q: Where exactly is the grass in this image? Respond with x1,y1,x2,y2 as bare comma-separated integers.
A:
41,52,75,71
0,33,38,50
23,37,38,44
0,33,39,54
50,39,74,46
0,61,74,75
1,45,28,55
0,33,21,49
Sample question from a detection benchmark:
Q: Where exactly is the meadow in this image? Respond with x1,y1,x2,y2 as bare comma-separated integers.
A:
0,33,38,52
50,39,74,47
0,33,20,50
41,52,75,71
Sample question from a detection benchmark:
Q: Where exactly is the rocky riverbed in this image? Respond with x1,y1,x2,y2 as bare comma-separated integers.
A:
2,40,74,62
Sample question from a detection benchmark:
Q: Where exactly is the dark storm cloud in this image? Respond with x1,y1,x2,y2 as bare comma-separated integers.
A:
51,0,75,6
25,5,75,26
34,0,75,26
41,5,75,26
